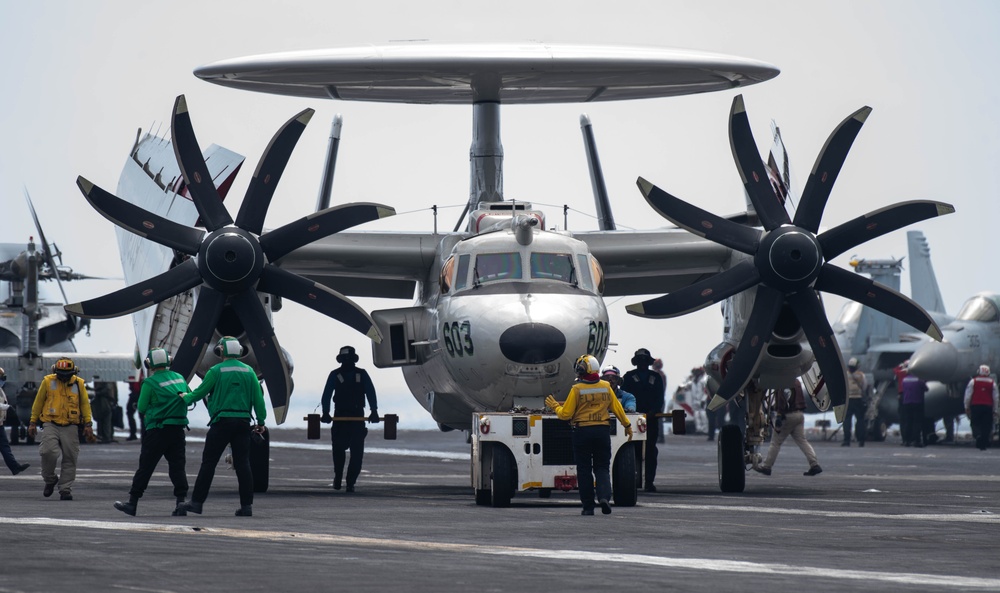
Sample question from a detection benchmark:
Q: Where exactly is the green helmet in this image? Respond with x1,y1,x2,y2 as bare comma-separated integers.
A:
145,347,171,369
214,336,244,359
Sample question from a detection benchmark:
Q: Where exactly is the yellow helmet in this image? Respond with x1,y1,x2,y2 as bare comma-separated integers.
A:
575,354,600,375
52,358,78,378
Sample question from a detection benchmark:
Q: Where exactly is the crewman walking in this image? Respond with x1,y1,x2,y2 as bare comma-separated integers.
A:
0,368,30,475
114,348,190,517
754,379,822,476
546,354,632,515
320,345,379,492
182,337,267,516
842,357,867,447
28,358,94,500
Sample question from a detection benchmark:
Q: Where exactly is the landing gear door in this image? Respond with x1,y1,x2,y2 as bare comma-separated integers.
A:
371,307,430,368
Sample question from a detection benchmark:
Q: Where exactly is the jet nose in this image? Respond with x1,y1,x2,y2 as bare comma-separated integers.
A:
499,323,566,364
907,341,958,382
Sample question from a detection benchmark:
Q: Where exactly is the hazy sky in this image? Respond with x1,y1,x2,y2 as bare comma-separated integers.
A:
2,1,998,429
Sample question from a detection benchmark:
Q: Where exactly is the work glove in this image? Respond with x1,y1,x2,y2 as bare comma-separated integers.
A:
625,425,633,441
368,410,380,424
320,413,332,424
253,424,266,434
83,425,97,444
544,395,559,411
28,423,37,438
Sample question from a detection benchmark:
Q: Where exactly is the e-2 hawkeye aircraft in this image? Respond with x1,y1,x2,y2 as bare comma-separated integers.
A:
66,43,952,497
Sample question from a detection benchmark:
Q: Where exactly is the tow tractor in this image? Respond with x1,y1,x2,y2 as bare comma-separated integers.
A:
471,409,685,508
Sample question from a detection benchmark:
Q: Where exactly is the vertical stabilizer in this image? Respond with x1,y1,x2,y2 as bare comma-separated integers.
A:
907,231,946,314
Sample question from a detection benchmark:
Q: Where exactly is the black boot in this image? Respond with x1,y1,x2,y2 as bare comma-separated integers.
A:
172,498,187,516
235,505,252,516
114,498,138,516
183,501,203,514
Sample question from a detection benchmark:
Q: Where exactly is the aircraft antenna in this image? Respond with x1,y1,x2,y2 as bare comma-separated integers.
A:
315,114,342,212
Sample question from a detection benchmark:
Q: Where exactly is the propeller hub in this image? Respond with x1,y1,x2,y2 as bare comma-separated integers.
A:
199,228,264,293
757,226,822,291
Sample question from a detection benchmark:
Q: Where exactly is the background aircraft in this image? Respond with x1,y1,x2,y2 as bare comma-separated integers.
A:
1,2,998,430
0,194,137,443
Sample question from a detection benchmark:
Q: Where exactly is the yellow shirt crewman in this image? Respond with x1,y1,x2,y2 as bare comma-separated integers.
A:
29,357,93,500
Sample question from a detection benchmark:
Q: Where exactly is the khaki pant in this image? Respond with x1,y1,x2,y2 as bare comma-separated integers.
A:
39,423,80,495
762,411,818,470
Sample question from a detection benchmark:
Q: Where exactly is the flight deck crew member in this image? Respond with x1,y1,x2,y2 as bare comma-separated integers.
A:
181,337,267,517
842,358,867,447
114,348,190,517
28,358,94,500
601,365,636,412
546,355,632,515
91,381,118,443
624,348,664,492
125,377,143,441
320,345,379,492
965,365,999,451
754,379,822,476
0,368,30,475
900,374,928,448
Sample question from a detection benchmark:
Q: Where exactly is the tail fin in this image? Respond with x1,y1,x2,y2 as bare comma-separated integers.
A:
906,231,946,314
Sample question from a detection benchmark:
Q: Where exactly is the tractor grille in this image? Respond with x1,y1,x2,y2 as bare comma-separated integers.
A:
542,419,575,465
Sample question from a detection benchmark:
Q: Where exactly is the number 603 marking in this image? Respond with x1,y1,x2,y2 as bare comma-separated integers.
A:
442,321,474,357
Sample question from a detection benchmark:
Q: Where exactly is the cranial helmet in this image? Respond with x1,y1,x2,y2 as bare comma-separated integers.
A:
214,336,244,359
979,364,991,376
575,354,600,376
601,365,621,378
52,358,78,378
145,347,171,370
336,345,359,364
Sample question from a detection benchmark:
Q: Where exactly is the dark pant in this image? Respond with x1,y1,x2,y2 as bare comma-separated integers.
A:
707,406,727,439
636,411,659,486
128,425,188,499
843,399,866,444
192,418,253,506
92,400,114,442
126,392,142,438
901,402,925,445
573,424,612,510
331,422,368,486
970,405,995,450
0,427,23,473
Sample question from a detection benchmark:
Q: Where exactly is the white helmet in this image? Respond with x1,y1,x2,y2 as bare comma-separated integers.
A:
979,364,991,376
848,357,859,368
575,354,600,375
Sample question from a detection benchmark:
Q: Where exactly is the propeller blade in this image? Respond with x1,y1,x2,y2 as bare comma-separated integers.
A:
169,286,227,381
707,284,784,410
818,201,955,260
257,265,382,343
260,203,396,262
728,95,789,230
235,108,316,235
626,261,760,318
785,289,847,410
793,107,872,232
171,95,234,231
636,178,760,255
64,259,201,319
23,187,69,305
231,290,291,424
815,264,943,340
76,177,204,254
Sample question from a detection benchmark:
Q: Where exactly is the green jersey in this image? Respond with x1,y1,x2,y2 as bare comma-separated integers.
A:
183,359,266,425
138,369,190,429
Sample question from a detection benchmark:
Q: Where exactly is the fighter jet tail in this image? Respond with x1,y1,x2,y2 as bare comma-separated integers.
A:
907,230,946,315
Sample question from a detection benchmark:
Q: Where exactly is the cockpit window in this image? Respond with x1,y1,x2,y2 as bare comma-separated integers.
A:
454,254,471,291
440,256,456,294
589,256,605,295
475,252,522,284
530,253,575,283
956,296,999,322
576,254,594,291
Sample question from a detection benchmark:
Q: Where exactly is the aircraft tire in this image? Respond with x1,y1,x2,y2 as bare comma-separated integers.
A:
249,428,270,493
612,443,638,507
490,444,516,508
718,424,745,493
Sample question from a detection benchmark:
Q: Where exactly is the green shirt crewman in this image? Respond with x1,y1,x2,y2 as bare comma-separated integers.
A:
181,336,266,517
114,348,191,517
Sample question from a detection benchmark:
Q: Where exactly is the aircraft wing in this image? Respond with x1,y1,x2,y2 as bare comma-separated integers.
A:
275,232,442,299
0,353,139,385
575,230,731,296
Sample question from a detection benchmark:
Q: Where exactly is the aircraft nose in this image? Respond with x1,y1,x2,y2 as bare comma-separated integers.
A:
499,323,566,364
907,341,958,382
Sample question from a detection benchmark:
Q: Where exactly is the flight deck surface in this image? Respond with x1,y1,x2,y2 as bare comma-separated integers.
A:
2,428,997,592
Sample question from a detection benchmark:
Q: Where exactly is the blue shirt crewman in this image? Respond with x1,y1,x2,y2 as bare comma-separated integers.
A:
181,337,267,517
321,345,378,492
114,348,190,517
